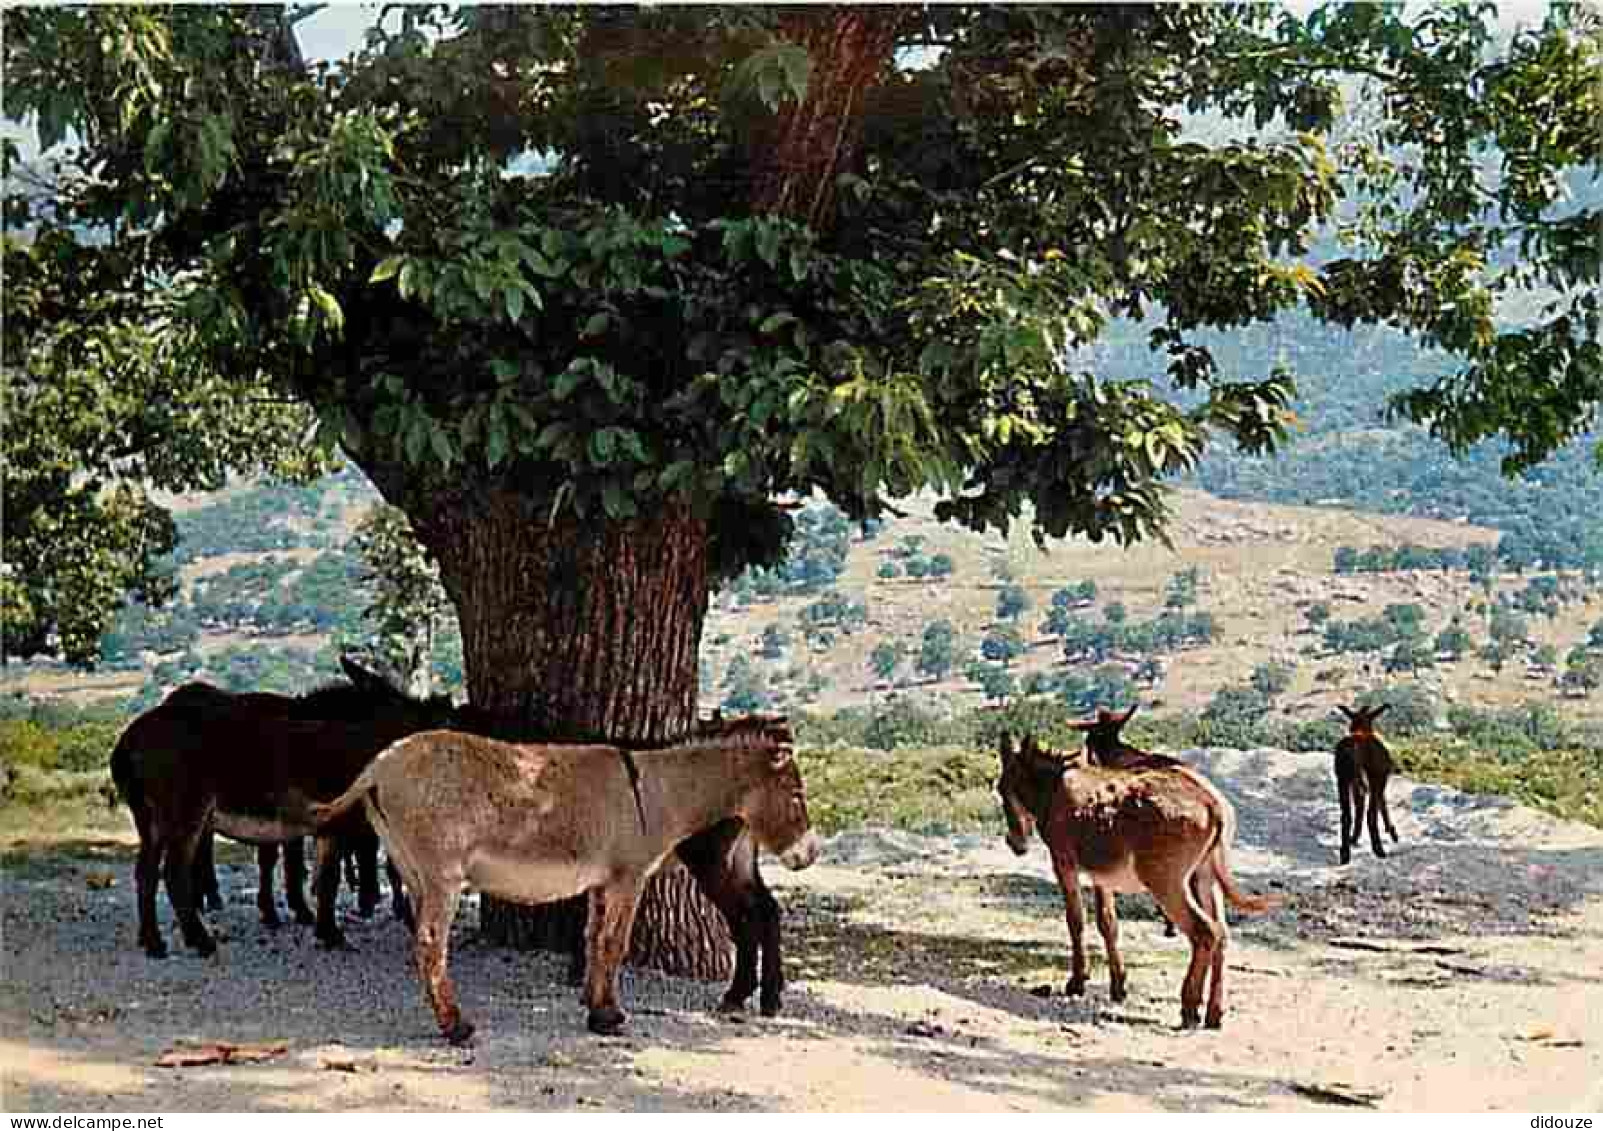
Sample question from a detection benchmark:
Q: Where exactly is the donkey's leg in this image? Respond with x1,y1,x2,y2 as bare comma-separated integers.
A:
679,827,775,1015
132,807,167,958
312,836,349,949
1141,861,1220,1030
387,858,414,930
583,881,643,1035
1337,771,1355,865
285,837,316,926
256,843,283,926
752,869,785,1018
1047,848,1090,997
354,832,381,919
1195,865,1229,1030
1348,778,1368,855
1378,775,1400,843
163,821,217,957
193,831,222,912
1365,777,1388,859
412,882,470,1044
1092,887,1127,1003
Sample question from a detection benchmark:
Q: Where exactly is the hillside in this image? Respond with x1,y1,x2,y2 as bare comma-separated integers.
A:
11,475,1603,741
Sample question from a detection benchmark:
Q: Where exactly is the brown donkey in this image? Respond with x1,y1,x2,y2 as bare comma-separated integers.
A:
1334,703,1400,864
312,720,820,1044
109,665,455,958
997,731,1274,1029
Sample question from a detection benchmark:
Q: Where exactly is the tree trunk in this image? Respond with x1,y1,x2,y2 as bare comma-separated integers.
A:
409,490,731,980
750,7,907,228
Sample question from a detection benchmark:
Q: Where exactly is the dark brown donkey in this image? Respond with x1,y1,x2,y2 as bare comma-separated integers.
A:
181,666,397,930
1334,703,1400,864
109,664,454,958
997,731,1275,1029
312,718,821,1043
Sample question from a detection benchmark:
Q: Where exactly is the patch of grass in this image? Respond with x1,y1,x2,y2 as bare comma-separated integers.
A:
1397,740,1603,830
798,743,997,835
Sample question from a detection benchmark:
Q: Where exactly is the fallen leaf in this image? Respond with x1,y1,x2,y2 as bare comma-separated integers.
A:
84,872,117,890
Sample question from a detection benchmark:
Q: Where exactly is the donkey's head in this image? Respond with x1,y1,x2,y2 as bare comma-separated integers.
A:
308,653,457,730
997,732,1065,856
741,736,820,871
1066,704,1138,764
1337,703,1388,738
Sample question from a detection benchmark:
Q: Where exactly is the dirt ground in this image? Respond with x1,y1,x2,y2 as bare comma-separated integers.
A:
4,746,1602,1112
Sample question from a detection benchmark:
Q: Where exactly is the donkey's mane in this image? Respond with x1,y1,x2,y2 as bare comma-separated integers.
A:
655,721,794,757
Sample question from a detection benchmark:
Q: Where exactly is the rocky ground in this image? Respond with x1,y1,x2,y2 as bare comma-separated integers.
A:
4,746,1603,1112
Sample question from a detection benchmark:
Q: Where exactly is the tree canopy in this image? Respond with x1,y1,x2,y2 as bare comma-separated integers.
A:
5,3,1599,667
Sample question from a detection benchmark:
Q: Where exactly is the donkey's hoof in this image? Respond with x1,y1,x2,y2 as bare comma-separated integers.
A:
316,929,351,951
142,939,168,960
260,910,282,929
190,936,218,958
586,1007,627,1036
1109,981,1128,1004
443,1020,476,1047
1064,978,1087,998
1204,1012,1224,1030
1180,1009,1201,1030
716,995,748,1015
294,908,317,927
758,994,782,1019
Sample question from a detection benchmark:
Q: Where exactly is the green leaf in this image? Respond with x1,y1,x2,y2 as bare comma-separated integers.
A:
487,414,510,470
370,256,405,284
429,420,455,467
582,311,611,339
601,482,637,520
504,287,525,324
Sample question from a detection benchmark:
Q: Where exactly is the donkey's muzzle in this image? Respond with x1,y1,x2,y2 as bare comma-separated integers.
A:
1005,831,1029,857
779,830,821,871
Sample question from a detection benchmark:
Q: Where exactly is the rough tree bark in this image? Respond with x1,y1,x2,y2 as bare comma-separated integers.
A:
352,6,906,981
405,491,733,979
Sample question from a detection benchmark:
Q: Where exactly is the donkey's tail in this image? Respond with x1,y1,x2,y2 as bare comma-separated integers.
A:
108,730,139,812
310,759,385,829
1196,774,1279,916
1211,810,1279,915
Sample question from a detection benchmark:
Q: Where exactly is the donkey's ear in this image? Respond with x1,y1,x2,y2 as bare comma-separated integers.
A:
1367,703,1390,721
341,654,394,696
1335,704,1356,721
999,731,1016,762
1112,703,1138,727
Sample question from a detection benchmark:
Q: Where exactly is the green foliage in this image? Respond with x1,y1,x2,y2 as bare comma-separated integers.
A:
350,505,454,695
1250,660,1295,698
13,3,1596,645
915,619,961,682
995,583,1031,622
966,660,1016,703
979,625,1025,666
868,639,905,685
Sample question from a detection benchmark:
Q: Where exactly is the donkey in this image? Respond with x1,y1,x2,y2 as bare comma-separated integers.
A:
109,663,455,959
1334,703,1400,864
311,719,821,1044
997,731,1274,1029
177,665,396,930
564,713,797,1018
1067,704,1182,936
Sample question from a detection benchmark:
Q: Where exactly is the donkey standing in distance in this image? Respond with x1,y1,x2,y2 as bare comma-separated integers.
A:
110,659,456,959
312,717,820,1044
997,730,1275,1029
1334,703,1400,864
